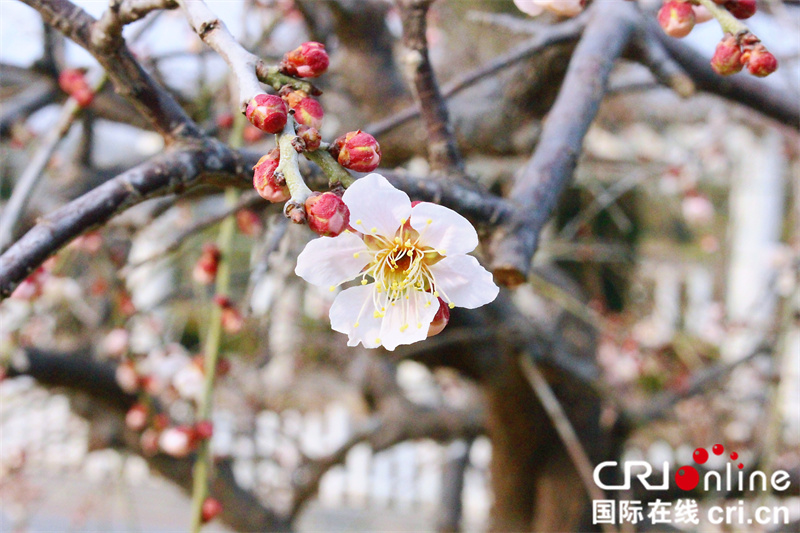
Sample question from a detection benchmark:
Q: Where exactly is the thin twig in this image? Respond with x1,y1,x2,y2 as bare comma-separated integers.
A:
366,13,587,138
518,354,617,533
397,0,463,175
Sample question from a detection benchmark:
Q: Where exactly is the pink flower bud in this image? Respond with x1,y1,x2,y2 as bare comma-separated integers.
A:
140,429,160,456
253,148,290,203
236,209,262,236
201,497,223,523
115,361,140,393
296,125,322,151
159,426,194,458
193,243,221,285
291,97,324,130
305,192,350,237
58,69,94,107
427,298,451,338
336,131,381,173
724,0,756,19
102,328,130,358
194,420,214,440
744,44,778,77
657,1,696,38
710,34,744,75
281,41,329,78
214,295,243,334
126,403,149,432
245,94,288,134
243,125,265,144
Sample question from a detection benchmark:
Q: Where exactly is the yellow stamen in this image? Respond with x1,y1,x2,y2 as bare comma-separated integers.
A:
353,252,360,258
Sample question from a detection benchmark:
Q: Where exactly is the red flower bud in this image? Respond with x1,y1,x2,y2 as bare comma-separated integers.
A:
245,94,288,134
724,0,756,19
710,34,744,75
657,1,696,38
58,69,94,107
291,97,324,130
253,148,290,203
194,420,214,441
336,131,381,173
305,192,350,237
193,243,221,285
216,113,234,130
242,125,266,144
296,125,321,151
427,298,451,338
744,44,778,77
201,497,223,523
281,41,329,78
126,403,149,432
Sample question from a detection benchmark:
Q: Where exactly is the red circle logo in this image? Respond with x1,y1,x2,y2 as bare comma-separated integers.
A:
675,466,699,491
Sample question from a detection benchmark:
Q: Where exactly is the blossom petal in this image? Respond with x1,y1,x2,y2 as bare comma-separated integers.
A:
344,173,411,237
379,290,438,351
429,255,499,309
295,232,369,288
513,0,544,16
329,284,383,349
410,202,479,256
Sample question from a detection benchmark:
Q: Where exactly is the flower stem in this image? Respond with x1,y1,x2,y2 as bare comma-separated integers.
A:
277,121,313,203
188,116,244,533
695,0,749,36
304,149,355,188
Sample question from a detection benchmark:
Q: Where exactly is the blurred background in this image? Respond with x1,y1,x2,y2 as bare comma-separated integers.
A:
0,0,798,531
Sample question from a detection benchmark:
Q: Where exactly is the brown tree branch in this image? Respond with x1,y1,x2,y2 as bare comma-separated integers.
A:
397,0,463,175
489,0,640,286
21,0,202,141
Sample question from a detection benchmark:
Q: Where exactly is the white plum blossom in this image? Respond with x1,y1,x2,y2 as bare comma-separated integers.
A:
295,174,499,351
514,0,583,17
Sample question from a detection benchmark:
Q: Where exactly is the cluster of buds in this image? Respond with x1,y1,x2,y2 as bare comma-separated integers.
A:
241,41,382,239
656,0,778,77
58,69,94,107
711,33,778,77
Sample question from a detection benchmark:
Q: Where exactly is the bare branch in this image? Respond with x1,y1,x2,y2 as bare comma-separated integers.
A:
366,12,588,139
21,0,201,140
397,0,463,174
628,25,695,98
0,140,249,299
92,0,177,52
490,1,640,286
0,72,107,253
